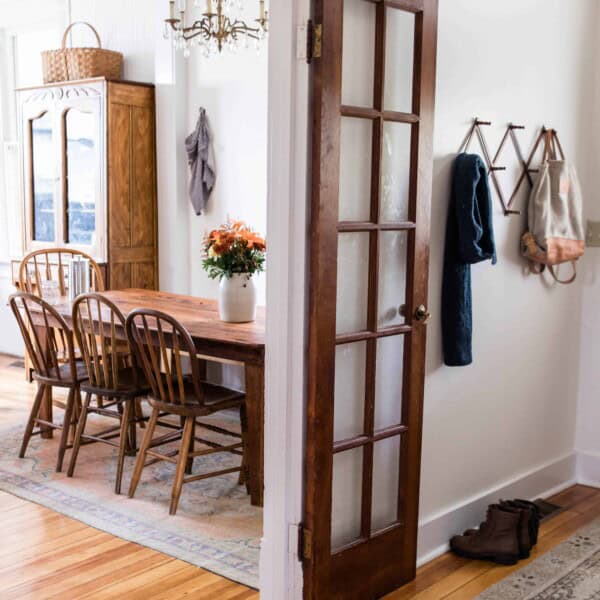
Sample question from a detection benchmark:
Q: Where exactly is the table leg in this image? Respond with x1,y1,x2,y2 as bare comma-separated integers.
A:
34,325,53,439
244,362,264,507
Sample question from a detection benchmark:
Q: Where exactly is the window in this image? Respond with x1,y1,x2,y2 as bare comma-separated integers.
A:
0,12,65,261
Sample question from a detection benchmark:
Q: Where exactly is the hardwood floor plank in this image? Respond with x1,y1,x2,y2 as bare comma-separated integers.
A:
0,537,128,590
0,527,103,563
548,484,599,509
121,564,213,600
45,552,174,600
151,573,234,600
77,560,206,599
1,543,150,599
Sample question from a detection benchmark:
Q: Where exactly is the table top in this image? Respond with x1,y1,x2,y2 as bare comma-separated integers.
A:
51,289,265,351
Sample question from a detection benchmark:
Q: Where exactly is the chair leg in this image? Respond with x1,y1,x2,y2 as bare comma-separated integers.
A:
69,390,82,445
128,407,159,499
127,400,139,456
135,398,146,429
170,416,194,516
238,403,249,490
67,393,92,478
185,418,196,475
56,387,77,472
19,383,46,459
115,400,133,495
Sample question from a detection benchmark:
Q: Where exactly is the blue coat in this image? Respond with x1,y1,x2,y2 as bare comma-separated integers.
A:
442,154,497,367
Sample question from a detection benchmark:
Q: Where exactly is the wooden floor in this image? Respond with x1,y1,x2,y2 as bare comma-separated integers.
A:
0,491,258,599
384,484,600,599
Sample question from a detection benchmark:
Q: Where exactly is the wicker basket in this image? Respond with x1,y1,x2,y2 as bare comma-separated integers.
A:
42,22,123,84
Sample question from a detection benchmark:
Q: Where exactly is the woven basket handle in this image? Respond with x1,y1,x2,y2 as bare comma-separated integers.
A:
62,22,102,50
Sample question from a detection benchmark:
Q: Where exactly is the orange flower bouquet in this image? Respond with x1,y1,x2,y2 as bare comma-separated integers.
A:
202,220,266,280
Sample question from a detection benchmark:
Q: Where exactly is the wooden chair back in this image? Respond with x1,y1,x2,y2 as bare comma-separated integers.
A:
19,248,104,299
126,309,204,407
9,292,76,382
72,293,133,390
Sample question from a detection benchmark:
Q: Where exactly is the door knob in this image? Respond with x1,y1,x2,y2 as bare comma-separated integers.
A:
414,304,431,323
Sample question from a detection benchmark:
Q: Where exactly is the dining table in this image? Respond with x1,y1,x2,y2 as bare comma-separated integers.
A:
29,289,265,507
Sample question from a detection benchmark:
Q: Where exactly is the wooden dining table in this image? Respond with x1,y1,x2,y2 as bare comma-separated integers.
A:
30,289,265,507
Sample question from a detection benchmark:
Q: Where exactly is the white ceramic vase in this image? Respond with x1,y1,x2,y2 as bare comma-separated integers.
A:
218,273,257,323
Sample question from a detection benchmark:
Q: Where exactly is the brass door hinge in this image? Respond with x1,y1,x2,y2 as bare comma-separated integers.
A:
299,524,313,560
307,20,322,64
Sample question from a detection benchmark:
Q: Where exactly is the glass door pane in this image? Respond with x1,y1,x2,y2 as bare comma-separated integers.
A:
375,335,406,431
378,231,409,328
335,342,367,442
331,447,364,549
341,0,376,108
30,112,55,242
371,435,401,533
381,122,413,223
384,10,416,113
336,232,370,335
339,117,372,222
64,108,98,245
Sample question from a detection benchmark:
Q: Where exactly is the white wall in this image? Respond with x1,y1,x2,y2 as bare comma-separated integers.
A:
185,12,268,307
68,0,155,82
575,8,600,479
418,0,599,557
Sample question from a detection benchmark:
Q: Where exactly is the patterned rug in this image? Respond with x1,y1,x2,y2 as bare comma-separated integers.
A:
477,518,600,599
0,389,261,589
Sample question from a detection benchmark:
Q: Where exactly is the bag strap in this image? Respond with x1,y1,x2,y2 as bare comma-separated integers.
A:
542,129,557,162
548,262,577,285
62,22,102,50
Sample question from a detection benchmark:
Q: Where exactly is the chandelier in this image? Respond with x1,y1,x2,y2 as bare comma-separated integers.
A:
165,0,269,57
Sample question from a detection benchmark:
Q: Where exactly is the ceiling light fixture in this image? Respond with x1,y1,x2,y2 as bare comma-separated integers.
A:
165,0,269,57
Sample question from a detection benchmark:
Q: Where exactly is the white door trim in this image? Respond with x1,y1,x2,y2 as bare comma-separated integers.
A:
262,0,310,598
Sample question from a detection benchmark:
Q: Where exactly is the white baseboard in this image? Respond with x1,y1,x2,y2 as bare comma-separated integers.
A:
576,450,600,487
416,452,578,567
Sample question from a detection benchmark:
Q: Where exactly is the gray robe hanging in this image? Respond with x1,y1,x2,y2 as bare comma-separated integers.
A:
185,108,216,215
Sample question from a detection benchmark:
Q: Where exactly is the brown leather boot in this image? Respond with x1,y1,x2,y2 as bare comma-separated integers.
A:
500,501,534,558
463,501,538,551
513,499,540,545
450,505,520,565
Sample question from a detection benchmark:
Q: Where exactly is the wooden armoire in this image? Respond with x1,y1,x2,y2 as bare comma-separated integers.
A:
16,77,158,290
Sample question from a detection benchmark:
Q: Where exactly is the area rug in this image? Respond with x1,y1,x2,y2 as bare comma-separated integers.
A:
0,380,261,589
477,518,600,599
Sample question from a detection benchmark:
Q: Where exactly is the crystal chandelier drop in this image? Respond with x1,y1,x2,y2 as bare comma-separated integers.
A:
165,0,269,57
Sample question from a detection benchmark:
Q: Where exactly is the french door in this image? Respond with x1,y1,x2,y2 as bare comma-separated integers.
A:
303,1,438,598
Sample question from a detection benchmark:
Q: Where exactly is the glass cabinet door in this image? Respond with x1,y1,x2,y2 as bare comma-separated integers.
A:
20,81,106,260
64,108,98,245
29,111,55,242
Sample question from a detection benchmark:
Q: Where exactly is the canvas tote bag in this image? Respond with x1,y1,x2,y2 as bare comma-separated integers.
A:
521,130,585,284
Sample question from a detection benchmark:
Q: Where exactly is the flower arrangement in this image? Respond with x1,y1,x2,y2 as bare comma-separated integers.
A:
202,219,266,280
